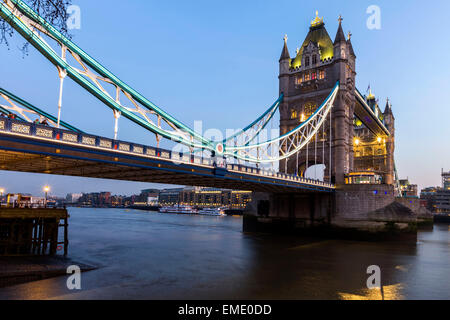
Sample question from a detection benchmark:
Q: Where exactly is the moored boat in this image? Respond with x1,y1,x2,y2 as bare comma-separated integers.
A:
159,205,198,214
198,207,226,216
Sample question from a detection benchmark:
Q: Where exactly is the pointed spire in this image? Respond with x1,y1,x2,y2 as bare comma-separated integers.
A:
347,31,356,57
384,98,393,114
334,15,346,44
367,86,375,100
279,34,290,62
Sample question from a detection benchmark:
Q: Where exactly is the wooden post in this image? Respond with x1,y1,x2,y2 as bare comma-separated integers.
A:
38,218,44,255
64,212,68,257
32,218,38,254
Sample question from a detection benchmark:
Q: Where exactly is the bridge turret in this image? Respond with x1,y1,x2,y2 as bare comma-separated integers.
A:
384,98,395,185
347,32,356,77
331,16,356,184
333,16,347,59
279,35,291,96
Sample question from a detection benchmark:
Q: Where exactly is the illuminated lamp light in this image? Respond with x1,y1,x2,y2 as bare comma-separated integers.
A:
354,138,360,145
300,113,306,122
377,137,382,143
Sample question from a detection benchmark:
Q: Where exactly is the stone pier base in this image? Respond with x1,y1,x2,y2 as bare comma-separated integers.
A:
244,185,419,242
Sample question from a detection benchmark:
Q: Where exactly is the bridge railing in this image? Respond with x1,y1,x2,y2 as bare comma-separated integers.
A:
0,117,335,189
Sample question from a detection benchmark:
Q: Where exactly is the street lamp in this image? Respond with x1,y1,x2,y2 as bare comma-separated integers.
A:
0,188,4,207
44,186,50,207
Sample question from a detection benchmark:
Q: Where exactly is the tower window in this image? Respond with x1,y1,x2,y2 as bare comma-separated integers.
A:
304,102,317,117
291,110,298,119
312,55,317,65
319,70,325,79
305,56,310,67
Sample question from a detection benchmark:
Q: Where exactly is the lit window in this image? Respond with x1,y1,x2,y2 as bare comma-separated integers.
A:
319,70,325,79
291,110,298,119
296,76,303,85
304,102,317,117
311,72,317,80
305,73,310,81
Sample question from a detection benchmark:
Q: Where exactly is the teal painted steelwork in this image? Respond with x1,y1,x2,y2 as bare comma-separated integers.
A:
227,82,339,152
0,104,25,121
222,82,339,163
1,0,212,150
0,0,339,165
223,94,283,144
0,87,82,132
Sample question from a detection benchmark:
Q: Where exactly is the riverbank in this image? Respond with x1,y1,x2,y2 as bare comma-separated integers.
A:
0,256,96,288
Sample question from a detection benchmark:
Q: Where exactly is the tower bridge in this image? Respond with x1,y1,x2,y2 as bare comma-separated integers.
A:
0,1,419,238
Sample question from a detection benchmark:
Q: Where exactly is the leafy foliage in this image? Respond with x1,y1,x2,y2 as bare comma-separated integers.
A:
0,0,72,53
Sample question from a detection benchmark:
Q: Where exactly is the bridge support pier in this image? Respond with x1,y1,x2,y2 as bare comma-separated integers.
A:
243,192,333,234
244,185,419,241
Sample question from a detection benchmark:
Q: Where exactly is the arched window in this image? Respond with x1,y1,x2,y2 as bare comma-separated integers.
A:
364,147,373,156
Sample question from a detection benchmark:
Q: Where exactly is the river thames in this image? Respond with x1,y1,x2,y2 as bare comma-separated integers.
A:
0,208,448,300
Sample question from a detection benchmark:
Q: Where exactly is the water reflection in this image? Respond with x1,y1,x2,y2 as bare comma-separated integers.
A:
0,209,448,300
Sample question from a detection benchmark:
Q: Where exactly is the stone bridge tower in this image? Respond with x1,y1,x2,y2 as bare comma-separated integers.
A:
279,13,356,185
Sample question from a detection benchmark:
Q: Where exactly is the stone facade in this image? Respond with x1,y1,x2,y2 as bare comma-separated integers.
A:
334,184,395,220
278,14,395,185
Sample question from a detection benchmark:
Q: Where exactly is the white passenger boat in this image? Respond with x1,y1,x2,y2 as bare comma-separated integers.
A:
159,205,198,214
197,207,226,216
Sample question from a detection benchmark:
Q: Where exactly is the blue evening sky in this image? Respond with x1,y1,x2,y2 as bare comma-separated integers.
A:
1,0,449,197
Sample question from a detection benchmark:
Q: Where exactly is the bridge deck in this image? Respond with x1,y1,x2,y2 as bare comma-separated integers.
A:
0,118,335,193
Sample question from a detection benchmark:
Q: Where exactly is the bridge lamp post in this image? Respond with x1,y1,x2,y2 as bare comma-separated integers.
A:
0,188,4,205
43,186,50,207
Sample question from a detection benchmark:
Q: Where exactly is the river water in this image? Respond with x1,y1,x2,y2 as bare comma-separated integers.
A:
0,208,449,300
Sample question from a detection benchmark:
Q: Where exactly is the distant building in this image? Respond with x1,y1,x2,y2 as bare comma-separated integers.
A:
140,189,159,205
229,190,252,209
159,188,184,205
78,192,112,207
159,187,252,208
66,193,82,203
421,187,450,214
442,169,450,190
399,179,418,198
420,170,450,213
72,187,252,209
